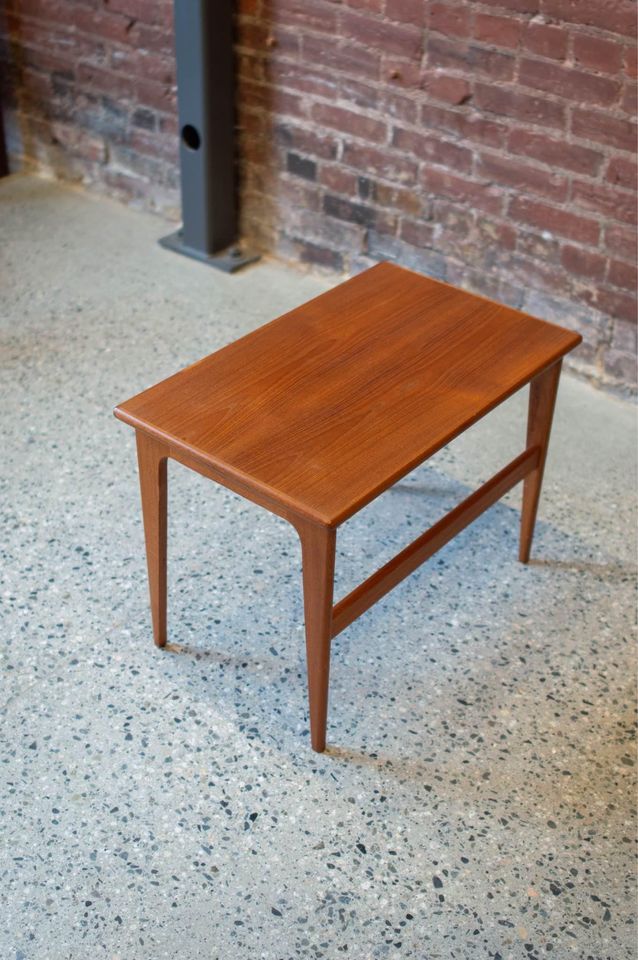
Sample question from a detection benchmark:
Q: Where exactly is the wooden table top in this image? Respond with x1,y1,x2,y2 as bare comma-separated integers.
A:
115,262,581,526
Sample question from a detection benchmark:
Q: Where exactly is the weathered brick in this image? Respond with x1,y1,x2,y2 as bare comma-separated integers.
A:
573,34,624,75
572,107,637,152
522,22,567,60
474,13,523,49
595,287,638,323
622,81,637,115
427,37,516,80
385,0,426,25
475,0,539,11
560,243,607,280
311,103,387,143
422,72,472,105
604,223,638,262
509,195,600,244
302,35,381,81
382,58,421,89
606,155,638,191
476,152,569,201
608,258,638,291
422,167,505,215
400,217,436,248
342,9,423,58
275,123,338,160
392,127,473,172
342,142,418,184
572,180,637,225
298,240,344,271
519,58,622,107
474,82,565,128
539,0,637,39
319,164,358,194
611,318,637,353
286,152,316,181
428,3,472,39
421,103,508,149
507,128,603,176
323,194,376,226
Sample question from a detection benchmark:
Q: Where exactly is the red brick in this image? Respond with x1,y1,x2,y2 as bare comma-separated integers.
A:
421,168,505,215
476,215,518,250
517,230,560,261
608,258,638,291
385,0,427,25
507,128,603,176
342,9,423,58
310,103,387,143
509,196,600,244
374,183,424,215
572,107,637,152
428,3,472,39
522,22,568,60
336,78,378,111
382,91,419,124
474,82,565,129
572,180,637,225
266,0,338,32
505,255,572,297
427,37,515,80
573,34,624,75
382,58,422,88
421,103,508,149
472,0,539,12
474,13,523,49
302,36,381,81
604,222,638,262
468,46,516,80
103,0,172,29
539,0,637,39
275,123,339,160
476,152,569,201
625,45,638,79
318,164,358,194
595,288,638,323
606,156,638,191
519,58,622,107
560,244,607,281
342,142,419,184
422,72,472,105
392,128,474,172
268,61,337,101
622,82,637,115
611,318,637,353
400,217,436,248
345,0,383,9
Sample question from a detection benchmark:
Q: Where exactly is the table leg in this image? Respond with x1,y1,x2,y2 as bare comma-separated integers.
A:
136,431,168,647
297,521,337,753
519,360,562,564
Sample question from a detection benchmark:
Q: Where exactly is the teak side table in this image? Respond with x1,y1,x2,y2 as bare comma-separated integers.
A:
115,262,581,752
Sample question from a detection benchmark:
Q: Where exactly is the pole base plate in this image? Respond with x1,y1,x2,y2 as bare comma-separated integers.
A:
159,230,260,273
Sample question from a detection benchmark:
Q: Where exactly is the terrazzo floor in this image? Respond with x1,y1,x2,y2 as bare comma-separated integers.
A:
0,174,636,960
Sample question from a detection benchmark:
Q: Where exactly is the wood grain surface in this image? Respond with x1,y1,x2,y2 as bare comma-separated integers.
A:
115,262,581,527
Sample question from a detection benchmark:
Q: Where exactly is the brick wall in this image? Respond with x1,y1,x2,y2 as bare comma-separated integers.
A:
1,0,636,391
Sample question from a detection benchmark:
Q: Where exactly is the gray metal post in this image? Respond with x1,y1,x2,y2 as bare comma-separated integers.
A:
159,0,258,273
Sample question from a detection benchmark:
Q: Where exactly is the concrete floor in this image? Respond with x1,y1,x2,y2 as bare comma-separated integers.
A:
0,174,636,960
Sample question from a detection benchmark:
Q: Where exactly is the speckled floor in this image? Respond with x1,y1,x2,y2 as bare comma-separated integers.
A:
0,174,636,960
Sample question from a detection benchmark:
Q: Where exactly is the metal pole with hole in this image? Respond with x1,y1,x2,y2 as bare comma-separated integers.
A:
159,0,259,273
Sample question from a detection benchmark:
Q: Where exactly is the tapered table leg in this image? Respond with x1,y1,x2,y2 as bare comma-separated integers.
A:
136,431,168,647
519,360,562,564
297,522,337,752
